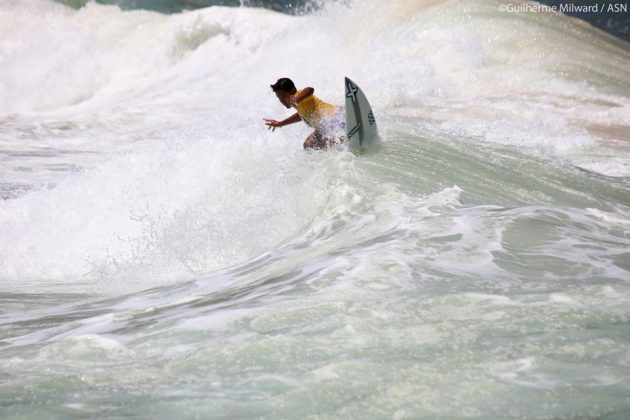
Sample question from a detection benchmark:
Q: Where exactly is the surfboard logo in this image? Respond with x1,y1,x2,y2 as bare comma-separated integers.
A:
346,82,358,103
368,110,375,126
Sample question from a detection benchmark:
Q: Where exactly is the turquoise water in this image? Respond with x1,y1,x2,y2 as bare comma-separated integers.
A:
1,0,630,417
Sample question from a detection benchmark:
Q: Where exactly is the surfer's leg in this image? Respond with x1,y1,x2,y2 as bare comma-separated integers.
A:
303,132,316,149
303,131,327,149
317,111,345,147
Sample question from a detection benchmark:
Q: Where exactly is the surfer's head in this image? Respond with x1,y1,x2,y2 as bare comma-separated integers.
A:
271,78,297,109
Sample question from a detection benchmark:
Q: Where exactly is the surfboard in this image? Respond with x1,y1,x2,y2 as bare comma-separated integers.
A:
345,77,378,151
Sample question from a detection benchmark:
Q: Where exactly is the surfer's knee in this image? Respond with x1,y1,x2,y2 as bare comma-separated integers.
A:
303,134,315,149
304,132,323,149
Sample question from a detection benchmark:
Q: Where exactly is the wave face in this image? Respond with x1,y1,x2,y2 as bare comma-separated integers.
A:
1,0,630,417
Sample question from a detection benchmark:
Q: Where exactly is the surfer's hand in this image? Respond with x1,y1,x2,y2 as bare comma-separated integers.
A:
264,119,282,132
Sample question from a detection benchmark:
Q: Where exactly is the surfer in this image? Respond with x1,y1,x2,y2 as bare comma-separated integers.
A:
264,78,345,149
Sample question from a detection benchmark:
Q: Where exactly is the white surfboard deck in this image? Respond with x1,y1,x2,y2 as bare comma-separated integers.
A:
345,77,379,151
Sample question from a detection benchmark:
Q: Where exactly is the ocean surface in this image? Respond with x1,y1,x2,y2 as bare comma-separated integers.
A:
1,0,630,417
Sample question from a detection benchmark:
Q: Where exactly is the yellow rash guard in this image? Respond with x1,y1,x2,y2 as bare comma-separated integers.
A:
295,88,339,130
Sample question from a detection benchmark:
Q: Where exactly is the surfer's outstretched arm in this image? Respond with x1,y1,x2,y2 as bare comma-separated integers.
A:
264,112,301,132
